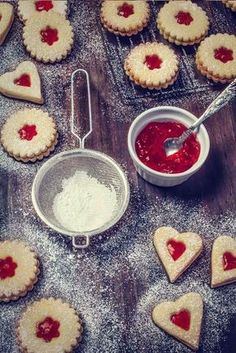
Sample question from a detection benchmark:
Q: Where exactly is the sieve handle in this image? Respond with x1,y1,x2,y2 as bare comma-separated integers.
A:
71,69,93,149
72,235,90,249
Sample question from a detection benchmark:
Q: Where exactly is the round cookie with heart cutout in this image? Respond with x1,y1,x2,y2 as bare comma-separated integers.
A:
0,2,14,45
124,42,179,89
17,298,83,353
152,292,203,351
23,11,74,63
157,0,209,45
0,240,39,302
18,0,68,22
196,33,236,83
1,108,58,162
100,0,150,36
0,61,43,104
211,235,236,288
153,227,203,283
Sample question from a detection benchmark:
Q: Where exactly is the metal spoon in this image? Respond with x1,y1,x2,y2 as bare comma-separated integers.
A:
164,79,236,157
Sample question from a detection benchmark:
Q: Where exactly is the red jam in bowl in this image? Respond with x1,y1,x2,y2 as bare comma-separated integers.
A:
135,121,201,174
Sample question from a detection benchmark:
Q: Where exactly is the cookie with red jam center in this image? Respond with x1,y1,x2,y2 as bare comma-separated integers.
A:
152,292,203,351
157,1,209,45
18,0,68,22
211,235,236,288
153,227,203,283
196,33,236,83
0,108,58,162
17,298,82,353
100,0,150,36
23,11,74,63
0,240,39,302
124,42,179,89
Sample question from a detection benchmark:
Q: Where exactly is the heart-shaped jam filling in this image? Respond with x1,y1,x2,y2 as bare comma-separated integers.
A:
117,2,134,18
0,256,17,280
14,74,31,87
175,11,193,26
223,252,236,271
144,55,162,70
171,310,191,331
167,239,186,261
214,47,234,63
36,317,60,342
40,26,58,46
35,0,53,12
18,124,37,141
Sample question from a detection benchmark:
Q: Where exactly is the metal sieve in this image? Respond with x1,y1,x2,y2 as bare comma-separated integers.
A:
32,69,130,249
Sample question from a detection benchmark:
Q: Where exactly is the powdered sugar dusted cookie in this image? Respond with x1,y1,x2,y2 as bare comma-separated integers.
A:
211,235,236,288
23,11,74,63
153,227,203,283
17,298,82,353
222,0,236,11
152,292,203,351
0,240,39,302
100,0,150,36
0,61,43,104
0,2,14,45
157,1,209,45
196,33,236,83
18,0,68,22
124,42,179,89
1,108,58,162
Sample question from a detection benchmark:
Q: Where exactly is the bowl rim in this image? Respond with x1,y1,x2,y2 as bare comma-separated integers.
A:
127,106,210,179
31,148,130,238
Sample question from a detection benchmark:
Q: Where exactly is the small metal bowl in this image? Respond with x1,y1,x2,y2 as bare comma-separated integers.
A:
127,106,210,187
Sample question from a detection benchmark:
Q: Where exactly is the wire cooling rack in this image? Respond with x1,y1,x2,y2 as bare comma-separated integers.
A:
100,1,236,104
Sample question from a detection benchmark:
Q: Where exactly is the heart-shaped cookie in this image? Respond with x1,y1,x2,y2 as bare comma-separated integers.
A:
211,235,236,288
152,292,203,351
153,227,203,283
0,61,43,104
0,2,14,45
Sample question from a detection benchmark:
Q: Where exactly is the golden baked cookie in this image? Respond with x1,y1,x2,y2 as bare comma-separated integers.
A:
1,108,58,162
0,2,14,45
196,33,236,83
153,227,203,283
18,0,68,22
211,236,236,288
222,0,236,11
23,11,74,63
0,61,43,104
152,292,203,351
0,240,39,302
17,298,82,353
100,0,150,36
124,42,179,89
157,1,209,45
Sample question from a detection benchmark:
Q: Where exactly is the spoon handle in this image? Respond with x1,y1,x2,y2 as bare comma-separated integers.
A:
192,78,236,130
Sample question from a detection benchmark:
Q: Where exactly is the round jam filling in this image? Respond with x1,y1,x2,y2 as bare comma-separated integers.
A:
14,74,31,87
171,310,191,331
175,11,193,26
135,121,201,174
117,2,134,18
214,47,234,64
35,0,53,12
40,26,58,46
144,55,162,70
36,317,60,342
18,124,37,141
0,256,17,280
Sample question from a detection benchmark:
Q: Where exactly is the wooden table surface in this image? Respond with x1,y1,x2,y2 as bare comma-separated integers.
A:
0,1,236,353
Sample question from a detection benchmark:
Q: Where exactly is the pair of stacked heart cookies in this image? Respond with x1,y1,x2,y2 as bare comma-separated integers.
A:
0,240,82,353
153,226,236,287
152,227,236,351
